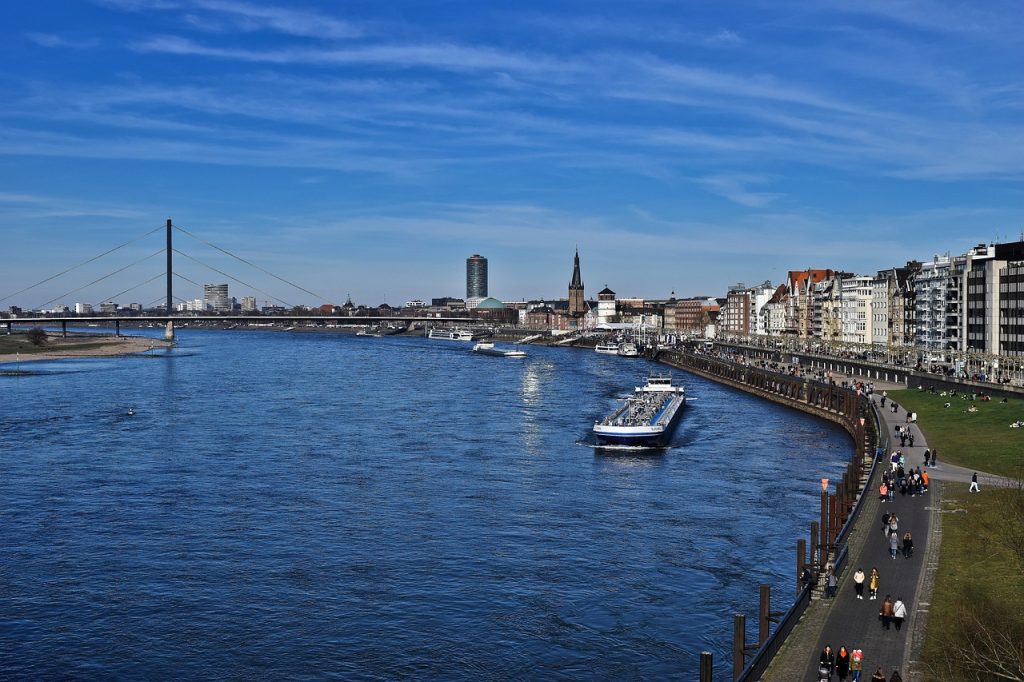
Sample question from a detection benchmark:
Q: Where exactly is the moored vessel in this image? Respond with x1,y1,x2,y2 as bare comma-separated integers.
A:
428,328,475,341
592,375,686,447
594,342,619,354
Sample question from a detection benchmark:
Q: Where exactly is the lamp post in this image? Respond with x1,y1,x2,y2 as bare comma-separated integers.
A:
819,478,829,569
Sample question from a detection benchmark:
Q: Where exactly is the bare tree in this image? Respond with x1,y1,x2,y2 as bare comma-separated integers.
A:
26,327,47,346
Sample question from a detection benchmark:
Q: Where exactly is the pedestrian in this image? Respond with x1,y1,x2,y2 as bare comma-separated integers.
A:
879,482,888,502
922,469,929,491
890,670,903,682
931,449,937,467
869,567,879,600
922,448,930,467
820,645,836,679
893,597,907,631
836,645,850,681
909,433,915,447
880,594,894,629
802,566,814,591
871,667,886,681
880,394,887,407
881,511,891,534
888,513,898,536
827,566,838,599
902,531,913,558
853,567,865,599
970,472,980,493
900,433,906,447
889,531,899,559
851,649,864,681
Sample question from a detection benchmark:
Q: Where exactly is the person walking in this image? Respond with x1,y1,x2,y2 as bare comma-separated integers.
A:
908,432,915,448
922,448,930,467
869,567,879,600
851,649,864,682
880,595,894,630
889,531,899,559
931,449,937,467
827,566,838,599
890,670,903,682
970,472,980,493
902,531,914,558
888,513,898,536
853,568,865,599
893,597,907,631
836,646,850,681
871,667,886,681
820,645,836,679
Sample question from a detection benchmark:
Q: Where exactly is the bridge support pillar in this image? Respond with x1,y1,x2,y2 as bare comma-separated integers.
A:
115,320,120,337
62,321,67,338
164,321,175,343
5,322,10,334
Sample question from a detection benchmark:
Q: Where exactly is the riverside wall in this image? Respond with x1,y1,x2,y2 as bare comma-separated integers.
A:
656,349,881,681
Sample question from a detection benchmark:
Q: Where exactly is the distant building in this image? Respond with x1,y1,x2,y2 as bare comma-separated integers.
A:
74,303,93,314
241,296,257,312
405,299,425,308
568,249,587,316
431,297,466,310
99,301,118,314
466,254,488,300
203,283,230,312
596,286,617,325
128,303,143,312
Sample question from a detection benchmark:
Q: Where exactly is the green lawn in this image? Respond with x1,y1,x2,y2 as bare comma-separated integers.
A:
920,487,1024,680
890,389,1024,478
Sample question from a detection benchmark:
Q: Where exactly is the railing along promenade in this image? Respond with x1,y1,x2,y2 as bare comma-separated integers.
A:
656,348,882,682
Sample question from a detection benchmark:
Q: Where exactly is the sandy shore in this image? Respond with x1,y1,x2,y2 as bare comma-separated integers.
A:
0,335,173,364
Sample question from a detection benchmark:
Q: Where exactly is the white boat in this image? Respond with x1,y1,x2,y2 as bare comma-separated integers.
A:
595,342,619,354
593,375,686,447
428,328,475,341
472,342,526,357
618,342,639,357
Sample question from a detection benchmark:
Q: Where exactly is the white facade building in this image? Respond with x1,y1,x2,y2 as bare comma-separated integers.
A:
915,256,952,349
840,275,873,345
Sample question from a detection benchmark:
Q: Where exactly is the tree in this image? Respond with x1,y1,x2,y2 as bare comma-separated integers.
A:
26,327,47,346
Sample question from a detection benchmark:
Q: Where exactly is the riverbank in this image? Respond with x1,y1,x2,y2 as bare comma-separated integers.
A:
0,332,172,365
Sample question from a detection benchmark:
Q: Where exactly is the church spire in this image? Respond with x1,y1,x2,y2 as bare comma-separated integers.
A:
569,248,583,290
568,248,586,316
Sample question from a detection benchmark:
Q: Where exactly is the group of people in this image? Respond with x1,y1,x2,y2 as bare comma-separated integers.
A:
819,645,903,681
878,462,929,500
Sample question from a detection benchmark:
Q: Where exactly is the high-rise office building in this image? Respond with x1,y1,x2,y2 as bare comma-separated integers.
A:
241,296,257,312
204,283,230,312
466,254,488,300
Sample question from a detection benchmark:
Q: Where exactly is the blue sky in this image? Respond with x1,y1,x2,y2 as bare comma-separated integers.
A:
1,0,1022,308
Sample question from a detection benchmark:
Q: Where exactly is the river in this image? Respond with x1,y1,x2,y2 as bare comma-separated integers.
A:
0,330,850,679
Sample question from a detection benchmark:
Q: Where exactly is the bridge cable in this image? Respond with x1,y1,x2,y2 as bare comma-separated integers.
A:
173,224,324,301
172,249,295,308
35,248,164,310
0,224,164,304
99,272,167,305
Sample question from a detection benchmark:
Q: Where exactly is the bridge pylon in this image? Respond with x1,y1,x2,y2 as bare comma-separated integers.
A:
165,217,175,343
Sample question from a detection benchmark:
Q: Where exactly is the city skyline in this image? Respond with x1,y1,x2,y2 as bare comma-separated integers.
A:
2,1,1023,306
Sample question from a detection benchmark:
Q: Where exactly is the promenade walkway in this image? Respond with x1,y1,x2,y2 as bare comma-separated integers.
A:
763,396,936,681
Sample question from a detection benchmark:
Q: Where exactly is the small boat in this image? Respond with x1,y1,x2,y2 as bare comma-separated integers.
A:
595,342,619,354
126,407,135,416
618,342,639,357
592,375,686,447
472,342,526,357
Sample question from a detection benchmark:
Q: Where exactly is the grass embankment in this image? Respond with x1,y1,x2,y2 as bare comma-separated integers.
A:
889,389,1024,478
891,391,1024,680
0,332,112,356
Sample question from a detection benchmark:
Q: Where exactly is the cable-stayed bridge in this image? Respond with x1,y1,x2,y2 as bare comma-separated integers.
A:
0,219,473,339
